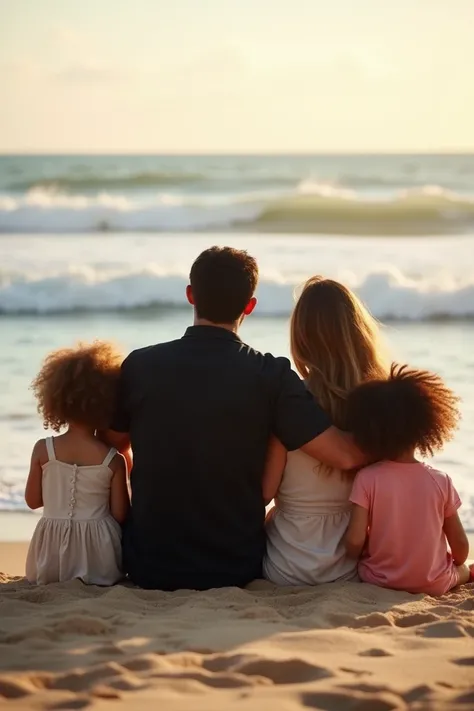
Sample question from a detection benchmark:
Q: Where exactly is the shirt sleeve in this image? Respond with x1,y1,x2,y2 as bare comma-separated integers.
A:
271,357,331,451
444,475,462,518
110,354,133,433
350,469,372,510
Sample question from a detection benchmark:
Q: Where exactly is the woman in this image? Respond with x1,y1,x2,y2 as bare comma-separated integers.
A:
263,277,388,585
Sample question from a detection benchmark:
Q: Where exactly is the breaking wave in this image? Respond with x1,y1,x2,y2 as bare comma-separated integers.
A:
1,265,474,321
1,184,474,236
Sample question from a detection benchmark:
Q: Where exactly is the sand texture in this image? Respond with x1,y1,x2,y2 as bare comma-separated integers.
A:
1,549,473,710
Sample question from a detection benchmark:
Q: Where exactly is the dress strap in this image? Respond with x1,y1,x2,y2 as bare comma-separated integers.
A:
102,447,117,468
45,437,56,461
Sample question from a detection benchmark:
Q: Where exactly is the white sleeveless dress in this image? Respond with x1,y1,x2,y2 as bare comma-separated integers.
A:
263,449,358,585
26,438,123,585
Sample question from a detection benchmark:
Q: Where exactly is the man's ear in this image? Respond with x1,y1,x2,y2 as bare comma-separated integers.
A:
186,285,194,305
243,297,257,316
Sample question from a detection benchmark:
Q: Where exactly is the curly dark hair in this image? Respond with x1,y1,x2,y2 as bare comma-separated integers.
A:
346,363,461,461
31,341,122,432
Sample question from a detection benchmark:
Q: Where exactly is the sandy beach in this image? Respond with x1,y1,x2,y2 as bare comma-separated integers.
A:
1,541,473,710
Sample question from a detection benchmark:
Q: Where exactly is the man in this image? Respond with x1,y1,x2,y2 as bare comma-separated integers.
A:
106,247,364,590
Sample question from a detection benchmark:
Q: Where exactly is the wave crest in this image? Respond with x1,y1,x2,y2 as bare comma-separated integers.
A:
7,170,210,192
1,184,474,236
1,266,474,321
6,170,297,193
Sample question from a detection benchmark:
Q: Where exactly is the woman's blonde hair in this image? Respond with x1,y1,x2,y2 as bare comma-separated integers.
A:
291,276,387,432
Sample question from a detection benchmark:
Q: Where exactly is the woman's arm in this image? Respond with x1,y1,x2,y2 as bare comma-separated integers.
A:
443,513,469,566
25,440,45,510
344,504,369,559
109,454,131,524
262,436,287,505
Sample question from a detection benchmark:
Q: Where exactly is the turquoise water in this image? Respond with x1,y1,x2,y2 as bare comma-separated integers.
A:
1,153,474,538
1,301,473,537
2,153,474,234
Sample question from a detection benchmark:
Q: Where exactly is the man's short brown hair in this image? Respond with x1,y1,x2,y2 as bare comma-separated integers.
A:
189,246,258,323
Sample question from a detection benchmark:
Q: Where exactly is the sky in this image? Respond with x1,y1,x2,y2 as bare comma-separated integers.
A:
1,0,474,153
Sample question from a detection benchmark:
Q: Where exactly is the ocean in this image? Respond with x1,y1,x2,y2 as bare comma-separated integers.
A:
1,154,473,540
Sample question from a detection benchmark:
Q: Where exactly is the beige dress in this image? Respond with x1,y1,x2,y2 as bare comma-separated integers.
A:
26,437,122,585
263,449,358,585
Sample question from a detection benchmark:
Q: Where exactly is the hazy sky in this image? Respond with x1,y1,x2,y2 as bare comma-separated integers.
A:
2,0,474,153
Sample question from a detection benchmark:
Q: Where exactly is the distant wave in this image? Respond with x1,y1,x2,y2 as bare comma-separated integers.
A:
1,184,474,236
7,171,208,191
1,266,474,321
6,163,473,194
6,171,296,192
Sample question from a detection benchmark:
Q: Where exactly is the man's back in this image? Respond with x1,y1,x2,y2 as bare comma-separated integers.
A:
113,325,329,590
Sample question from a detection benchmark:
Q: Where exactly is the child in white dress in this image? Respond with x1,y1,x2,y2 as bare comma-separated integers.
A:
25,342,130,585
263,277,388,586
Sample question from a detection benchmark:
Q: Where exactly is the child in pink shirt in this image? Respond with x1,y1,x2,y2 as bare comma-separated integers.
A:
344,364,472,595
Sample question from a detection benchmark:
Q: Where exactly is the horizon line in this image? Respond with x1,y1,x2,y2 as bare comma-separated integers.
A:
1,149,474,157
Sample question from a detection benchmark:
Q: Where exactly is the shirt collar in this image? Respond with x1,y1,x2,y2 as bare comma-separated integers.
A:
183,325,242,343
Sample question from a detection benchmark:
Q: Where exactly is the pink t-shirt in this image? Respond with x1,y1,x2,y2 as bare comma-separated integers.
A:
350,461,461,595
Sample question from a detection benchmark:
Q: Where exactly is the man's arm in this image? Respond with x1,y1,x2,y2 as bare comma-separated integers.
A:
272,358,366,470
300,428,366,471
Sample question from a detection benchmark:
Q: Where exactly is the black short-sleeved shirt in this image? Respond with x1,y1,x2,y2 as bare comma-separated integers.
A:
112,325,330,590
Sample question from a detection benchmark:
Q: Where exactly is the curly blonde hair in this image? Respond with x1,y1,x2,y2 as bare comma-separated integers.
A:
31,341,122,432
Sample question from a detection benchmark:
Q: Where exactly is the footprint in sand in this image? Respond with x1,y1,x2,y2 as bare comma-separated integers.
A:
394,612,440,628
149,668,267,690
203,653,333,684
233,657,333,685
358,648,393,658
401,684,433,702
457,598,474,611
340,666,374,677
47,697,91,710
0,677,34,700
49,662,124,692
346,612,394,629
452,656,474,666
107,677,149,692
120,656,161,673
301,689,404,710
420,621,468,638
